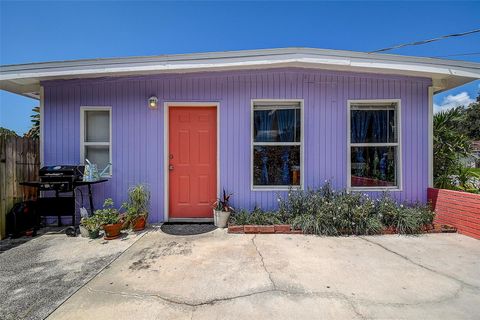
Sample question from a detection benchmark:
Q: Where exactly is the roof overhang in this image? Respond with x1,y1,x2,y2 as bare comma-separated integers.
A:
1,47,479,100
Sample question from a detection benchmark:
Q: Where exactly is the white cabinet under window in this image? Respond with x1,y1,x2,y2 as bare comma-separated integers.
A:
347,100,401,190
251,100,303,190
80,107,112,175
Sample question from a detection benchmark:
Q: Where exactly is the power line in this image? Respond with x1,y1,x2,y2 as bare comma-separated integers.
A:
431,52,480,58
370,28,480,53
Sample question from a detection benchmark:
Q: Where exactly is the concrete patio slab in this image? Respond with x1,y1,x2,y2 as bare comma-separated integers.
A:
46,230,480,320
0,230,145,320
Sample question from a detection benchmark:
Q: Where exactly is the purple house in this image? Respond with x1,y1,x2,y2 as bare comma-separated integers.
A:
1,48,479,223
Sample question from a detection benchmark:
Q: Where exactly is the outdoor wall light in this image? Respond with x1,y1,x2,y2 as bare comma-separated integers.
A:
148,96,158,109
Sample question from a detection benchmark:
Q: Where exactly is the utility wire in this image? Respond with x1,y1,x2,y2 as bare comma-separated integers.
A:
431,52,480,58
370,28,480,53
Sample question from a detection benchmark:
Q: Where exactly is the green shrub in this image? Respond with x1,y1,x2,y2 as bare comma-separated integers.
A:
230,183,435,236
229,209,250,225
95,198,122,225
289,188,383,236
228,208,281,225
80,215,101,232
375,194,435,235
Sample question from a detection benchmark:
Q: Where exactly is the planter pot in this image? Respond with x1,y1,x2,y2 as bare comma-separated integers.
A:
215,210,230,228
213,209,222,226
132,216,147,231
79,225,89,238
88,229,100,239
103,223,123,240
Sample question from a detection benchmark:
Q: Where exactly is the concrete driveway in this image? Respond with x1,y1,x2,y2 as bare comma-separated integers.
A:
46,230,480,320
0,230,145,320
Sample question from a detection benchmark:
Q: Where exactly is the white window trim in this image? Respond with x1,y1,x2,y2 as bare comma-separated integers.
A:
347,99,402,192
251,99,304,191
80,106,112,177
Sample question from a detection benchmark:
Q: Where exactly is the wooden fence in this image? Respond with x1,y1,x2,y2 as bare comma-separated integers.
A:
0,136,40,239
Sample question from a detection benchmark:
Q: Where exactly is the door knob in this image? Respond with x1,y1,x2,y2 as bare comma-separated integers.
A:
169,165,174,171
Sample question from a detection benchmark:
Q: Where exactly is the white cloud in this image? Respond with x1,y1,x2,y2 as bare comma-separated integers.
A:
434,92,474,113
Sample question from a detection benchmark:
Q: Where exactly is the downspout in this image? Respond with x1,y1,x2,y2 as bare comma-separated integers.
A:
428,86,434,188
40,86,44,167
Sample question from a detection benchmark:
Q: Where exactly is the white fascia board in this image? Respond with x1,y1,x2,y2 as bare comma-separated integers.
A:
1,48,479,95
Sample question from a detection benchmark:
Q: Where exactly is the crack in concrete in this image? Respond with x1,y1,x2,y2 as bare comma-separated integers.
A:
87,286,275,308
87,286,368,319
359,236,480,292
55,233,476,320
84,235,367,319
251,234,277,290
251,234,367,319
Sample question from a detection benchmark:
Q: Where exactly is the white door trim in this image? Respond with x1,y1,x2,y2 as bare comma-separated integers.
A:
163,102,220,222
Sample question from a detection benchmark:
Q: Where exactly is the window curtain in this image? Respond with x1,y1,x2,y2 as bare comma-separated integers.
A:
352,111,370,176
373,111,387,143
255,110,274,142
277,110,295,184
352,110,370,143
373,111,389,180
255,111,274,185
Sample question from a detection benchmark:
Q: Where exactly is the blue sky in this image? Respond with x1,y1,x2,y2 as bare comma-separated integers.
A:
1,1,479,134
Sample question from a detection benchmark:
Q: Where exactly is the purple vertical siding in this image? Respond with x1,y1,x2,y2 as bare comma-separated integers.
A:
43,68,431,222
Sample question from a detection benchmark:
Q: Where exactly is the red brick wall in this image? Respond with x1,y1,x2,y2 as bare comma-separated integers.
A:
428,188,480,239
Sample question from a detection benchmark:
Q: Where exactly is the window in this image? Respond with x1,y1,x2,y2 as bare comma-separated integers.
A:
80,107,112,176
252,100,303,190
348,100,401,190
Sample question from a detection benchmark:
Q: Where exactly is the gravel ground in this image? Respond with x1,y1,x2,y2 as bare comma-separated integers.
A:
0,230,145,320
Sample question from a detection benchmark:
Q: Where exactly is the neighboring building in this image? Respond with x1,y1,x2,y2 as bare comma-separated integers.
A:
1,48,479,222
460,141,480,168
471,141,480,168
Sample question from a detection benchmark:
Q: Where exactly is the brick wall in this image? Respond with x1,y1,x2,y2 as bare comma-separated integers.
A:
428,188,480,239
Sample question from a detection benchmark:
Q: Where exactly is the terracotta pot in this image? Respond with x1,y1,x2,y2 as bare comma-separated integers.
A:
132,216,147,231
103,223,123,240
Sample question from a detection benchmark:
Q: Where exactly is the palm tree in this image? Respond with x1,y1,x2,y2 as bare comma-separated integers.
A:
24,106,40,138
433,107,471,188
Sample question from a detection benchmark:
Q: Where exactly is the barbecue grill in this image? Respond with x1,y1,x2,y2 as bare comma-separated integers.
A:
20,165,108,236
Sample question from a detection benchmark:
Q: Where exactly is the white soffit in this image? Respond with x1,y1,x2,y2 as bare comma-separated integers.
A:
1,47,479,99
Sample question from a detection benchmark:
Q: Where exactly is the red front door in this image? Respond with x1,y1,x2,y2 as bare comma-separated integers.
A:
169,107,217,219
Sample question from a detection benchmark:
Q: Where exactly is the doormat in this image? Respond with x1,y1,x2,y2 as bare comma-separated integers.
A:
161,223,217,236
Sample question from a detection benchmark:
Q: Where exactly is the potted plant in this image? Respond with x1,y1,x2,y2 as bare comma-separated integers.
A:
80,215,101,239
213,190,234,228
96,198,123,240
123,184,150,231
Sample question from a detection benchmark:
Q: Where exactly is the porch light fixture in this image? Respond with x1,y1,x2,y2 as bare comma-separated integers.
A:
148,96,158,109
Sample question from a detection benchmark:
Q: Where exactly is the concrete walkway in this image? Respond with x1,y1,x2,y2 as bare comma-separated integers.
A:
46,230,480,320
